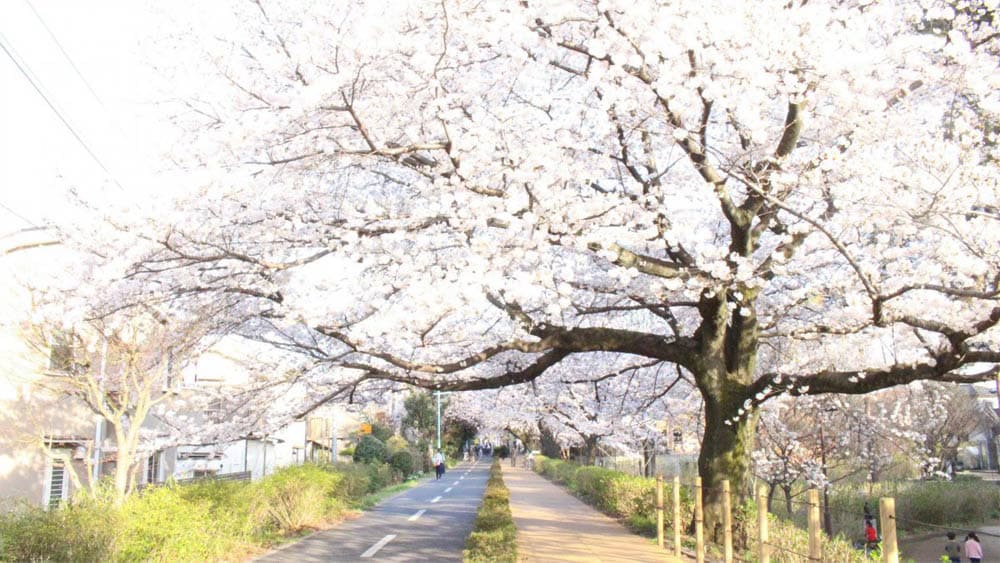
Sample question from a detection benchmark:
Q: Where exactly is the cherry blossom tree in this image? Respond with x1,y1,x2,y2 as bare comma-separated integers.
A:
94,0,1000,535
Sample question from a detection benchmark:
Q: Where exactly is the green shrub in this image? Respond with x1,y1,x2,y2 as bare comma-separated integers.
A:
119,482,242,561
178,479,255,538
330,463,372,502
354,435,388,464
463,460,516,562
251,463,344,535
0,497,119,562
386,435,409,455
365,463,395,492
389,450,415,477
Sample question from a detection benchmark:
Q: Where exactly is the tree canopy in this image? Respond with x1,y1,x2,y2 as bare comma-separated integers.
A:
42,0,1000,534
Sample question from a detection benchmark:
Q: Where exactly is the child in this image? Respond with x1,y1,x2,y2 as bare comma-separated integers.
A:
965,532,983,563
943,531,961,563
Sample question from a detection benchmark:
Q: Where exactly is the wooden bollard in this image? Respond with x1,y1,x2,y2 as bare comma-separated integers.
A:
808,489,821,562
880,497,899,563
757,483,770,563
723,479,733,563
656,475,664,548
673,476,681,558
695,477,705,563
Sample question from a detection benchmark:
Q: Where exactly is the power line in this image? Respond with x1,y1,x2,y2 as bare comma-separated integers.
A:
0,200,39,228
0,31,124,191
22,0,105,108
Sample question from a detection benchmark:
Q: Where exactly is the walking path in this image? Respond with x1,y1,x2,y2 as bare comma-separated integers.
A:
503,462,683,562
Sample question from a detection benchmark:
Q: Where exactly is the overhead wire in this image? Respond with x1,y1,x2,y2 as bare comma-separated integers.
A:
22,0,106,108
0,30,124,191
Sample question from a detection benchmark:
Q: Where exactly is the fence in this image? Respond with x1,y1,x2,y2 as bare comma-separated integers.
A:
595,454,698,479
175,470,252,485
649,475,900,563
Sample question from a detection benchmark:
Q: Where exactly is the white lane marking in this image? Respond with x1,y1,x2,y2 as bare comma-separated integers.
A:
431,496,442,503
361,534,397,558
452,481,459,486
445,487,453,493
460,476,466,480
408,509,426,521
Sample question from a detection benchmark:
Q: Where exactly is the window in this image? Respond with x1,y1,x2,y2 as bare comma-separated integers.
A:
146,452,160,484
673,429,683,445
47,460,67,508
205,399,227,423
48,332,75,372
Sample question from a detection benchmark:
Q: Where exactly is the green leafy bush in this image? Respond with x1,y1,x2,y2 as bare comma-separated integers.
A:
118,483,242,561
389,450,415,477
331,463,373,501
353,435,388,464
0,461,401,562
365,463,394,492
251,463,345,535
463,460,516,562
0,496,120,562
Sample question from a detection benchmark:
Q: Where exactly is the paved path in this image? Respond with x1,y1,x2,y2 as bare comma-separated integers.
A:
900,523,1000,562
503,462,683,562
256,459,490,562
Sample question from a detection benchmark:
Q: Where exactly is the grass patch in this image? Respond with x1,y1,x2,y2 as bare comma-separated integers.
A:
463,459,516,563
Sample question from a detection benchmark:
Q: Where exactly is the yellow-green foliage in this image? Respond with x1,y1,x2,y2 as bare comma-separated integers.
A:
0,495,120,562
0,462,392,562
251,463,347,534
118,482,244,562
463,460,516,563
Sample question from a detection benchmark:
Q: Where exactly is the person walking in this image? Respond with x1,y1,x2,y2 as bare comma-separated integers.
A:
432,449,445,480
965,532,983,563
943,531,961,563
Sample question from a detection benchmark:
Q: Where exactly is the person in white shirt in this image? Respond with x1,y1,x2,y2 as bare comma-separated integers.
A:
432,450,445,480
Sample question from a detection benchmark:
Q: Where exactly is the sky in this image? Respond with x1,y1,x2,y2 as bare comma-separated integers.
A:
0,0,169,236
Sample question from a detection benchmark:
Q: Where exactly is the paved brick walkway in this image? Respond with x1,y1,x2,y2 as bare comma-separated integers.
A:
502,462,683,562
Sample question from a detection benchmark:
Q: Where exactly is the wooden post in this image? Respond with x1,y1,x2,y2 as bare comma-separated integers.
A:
656,475,664,548
695,477,705,563
673,476,681,559
757,483,770,563
808,489,822,562
723,479,733,563
880,497,899,563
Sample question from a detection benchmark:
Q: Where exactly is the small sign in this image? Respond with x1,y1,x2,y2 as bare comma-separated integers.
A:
359,423,372,434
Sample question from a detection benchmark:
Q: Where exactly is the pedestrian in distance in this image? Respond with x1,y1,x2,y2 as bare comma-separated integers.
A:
943,531,961,563
432,449,445,480
965,532,983,563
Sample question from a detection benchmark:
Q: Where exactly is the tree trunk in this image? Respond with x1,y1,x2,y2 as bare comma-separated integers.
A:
783,484,793,516
698,399,758,544
583,435,599,465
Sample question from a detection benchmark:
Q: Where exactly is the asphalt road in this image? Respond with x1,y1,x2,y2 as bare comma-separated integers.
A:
256,458,491,562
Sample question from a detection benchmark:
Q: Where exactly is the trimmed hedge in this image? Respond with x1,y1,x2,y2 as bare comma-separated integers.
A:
463,460,516,563
0,461,397,562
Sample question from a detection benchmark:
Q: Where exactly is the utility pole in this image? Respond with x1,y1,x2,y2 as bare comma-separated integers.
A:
436,391,442,450
330,404,338,463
